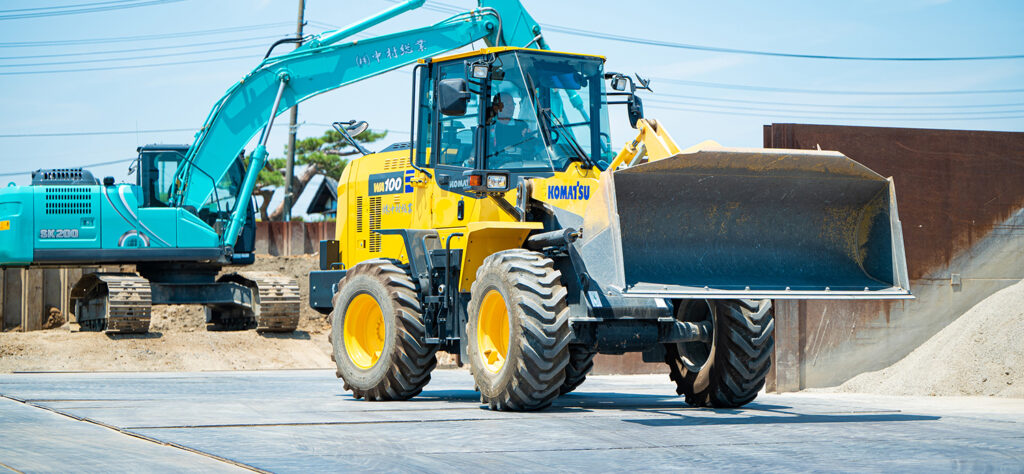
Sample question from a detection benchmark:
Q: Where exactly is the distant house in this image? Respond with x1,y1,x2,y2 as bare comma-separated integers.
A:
306,176,338,218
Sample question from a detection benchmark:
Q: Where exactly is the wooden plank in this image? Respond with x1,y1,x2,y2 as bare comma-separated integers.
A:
3,268,22,331
289,221,304,256
254,221,270,255
0,269,5,331
22,268,44,331
66,267,83,323
42,268,62,326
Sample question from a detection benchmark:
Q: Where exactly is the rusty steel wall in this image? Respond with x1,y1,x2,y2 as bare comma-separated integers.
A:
764,124,1024,391
254,221,336,256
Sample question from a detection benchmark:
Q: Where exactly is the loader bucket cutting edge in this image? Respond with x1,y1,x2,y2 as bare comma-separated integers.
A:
577,147,912,300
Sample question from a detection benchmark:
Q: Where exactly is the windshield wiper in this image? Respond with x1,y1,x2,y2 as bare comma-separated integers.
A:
541,107,594,169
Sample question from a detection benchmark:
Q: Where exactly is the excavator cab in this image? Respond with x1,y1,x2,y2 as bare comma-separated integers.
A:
417,48,612,197
135,144,256,263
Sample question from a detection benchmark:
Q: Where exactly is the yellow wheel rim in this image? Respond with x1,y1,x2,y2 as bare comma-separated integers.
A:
343,293,386,369
477,289,510,374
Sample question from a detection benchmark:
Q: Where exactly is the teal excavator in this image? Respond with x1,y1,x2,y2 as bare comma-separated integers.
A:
0,0,553,333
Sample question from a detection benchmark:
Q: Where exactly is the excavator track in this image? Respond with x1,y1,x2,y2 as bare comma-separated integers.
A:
72,273,152,334
220,272,301,333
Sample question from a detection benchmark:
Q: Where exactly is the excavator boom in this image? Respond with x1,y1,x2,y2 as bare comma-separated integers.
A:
173,0,550,247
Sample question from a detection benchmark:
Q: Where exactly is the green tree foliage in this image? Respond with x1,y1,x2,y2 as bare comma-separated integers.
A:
253,127,386,221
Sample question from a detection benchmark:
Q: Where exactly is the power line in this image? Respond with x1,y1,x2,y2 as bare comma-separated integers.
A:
0,128,194,138
0,157,135,177
0,34,283,60
0,0,183,21
653,77,1024,96
0,43,269,68
645,103,1024,122
0,22,292,48
0,1,141,14
645,97,1024,118
0,123,390,139
418,0,1024,62
0,54,255,75
542,24,1024,62
652,92,1024,111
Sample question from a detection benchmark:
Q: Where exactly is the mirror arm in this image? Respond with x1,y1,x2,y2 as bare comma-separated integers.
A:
332,121,372,156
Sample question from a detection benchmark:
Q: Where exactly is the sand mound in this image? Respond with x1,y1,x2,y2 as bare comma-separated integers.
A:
0,328,333,373
834,279,1024,397
0,254,469,373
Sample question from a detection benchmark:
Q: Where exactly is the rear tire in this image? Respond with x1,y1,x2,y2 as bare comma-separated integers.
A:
560,345,596,395
665,299,774,408
330,260,437,401
467,249,571,411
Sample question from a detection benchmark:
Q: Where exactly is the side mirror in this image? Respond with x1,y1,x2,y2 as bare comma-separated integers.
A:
438,78,469,116
627,95,644,128
345,120,369,137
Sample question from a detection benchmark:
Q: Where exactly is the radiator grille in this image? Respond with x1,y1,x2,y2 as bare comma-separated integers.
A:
383,157,405,170
369,196,382,252
355,196,363,233
44,187,92,215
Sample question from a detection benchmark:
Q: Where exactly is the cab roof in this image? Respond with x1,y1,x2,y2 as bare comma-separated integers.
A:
425,46,605,64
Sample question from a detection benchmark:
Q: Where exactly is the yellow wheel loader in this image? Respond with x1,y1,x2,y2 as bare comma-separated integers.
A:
307,2,911,411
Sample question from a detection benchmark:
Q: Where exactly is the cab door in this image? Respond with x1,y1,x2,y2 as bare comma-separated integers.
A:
429,60,481,230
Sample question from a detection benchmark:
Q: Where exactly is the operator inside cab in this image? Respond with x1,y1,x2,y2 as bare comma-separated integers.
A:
485,89,541,169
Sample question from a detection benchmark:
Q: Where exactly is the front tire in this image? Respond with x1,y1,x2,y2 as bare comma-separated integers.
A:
330,260,437,401
665,299,774,408
467,250,571,411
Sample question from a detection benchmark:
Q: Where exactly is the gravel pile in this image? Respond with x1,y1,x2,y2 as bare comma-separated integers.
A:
835,279,1024,397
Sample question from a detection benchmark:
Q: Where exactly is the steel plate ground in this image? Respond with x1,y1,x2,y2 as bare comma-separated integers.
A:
1,369,1022,472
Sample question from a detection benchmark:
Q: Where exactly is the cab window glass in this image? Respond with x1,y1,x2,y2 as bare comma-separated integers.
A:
435,62,478,168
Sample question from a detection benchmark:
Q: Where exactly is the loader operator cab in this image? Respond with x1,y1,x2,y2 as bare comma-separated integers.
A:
420,48,614,196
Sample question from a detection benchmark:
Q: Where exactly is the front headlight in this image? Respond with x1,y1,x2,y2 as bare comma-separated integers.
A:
486,174,507,189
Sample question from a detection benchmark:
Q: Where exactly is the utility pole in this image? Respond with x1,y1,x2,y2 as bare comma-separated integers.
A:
283,0,305,221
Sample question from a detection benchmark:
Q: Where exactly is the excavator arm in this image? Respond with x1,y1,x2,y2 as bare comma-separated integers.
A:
172,0,548,247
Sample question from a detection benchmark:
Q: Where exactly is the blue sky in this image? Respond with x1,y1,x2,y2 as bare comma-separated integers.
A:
1,0,1022,216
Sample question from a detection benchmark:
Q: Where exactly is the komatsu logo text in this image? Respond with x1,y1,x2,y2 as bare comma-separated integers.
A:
547,182,591,200
368,170,414,196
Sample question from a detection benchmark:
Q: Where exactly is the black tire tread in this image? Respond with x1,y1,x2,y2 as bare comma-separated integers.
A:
331,259,437,401
470,249,571,411
561,345,596,395
666,299,774,408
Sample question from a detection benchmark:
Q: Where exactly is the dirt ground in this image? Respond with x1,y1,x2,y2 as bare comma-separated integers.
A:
824,279,1024,398
0,254,461,373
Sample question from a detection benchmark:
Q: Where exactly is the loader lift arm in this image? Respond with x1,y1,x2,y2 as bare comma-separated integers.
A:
171,0,551,247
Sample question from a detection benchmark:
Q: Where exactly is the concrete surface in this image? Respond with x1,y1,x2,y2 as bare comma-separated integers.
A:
1,369,1022,472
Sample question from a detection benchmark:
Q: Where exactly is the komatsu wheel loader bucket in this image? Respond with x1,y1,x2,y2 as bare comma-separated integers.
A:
576,147,911,299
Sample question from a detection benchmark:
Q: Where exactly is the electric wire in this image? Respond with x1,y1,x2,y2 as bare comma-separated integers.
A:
653,78,1024,96
0,0,183,21
644,103,1024,122
0,1,143,14
645,97,1024,117
0,42,272,68
0,22,293,48
0,157,135,177
0,54,256,75
653,92,1024,110
0,128,195,138
413,0,1024,62
0,34,284,60
541,24,1024,62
